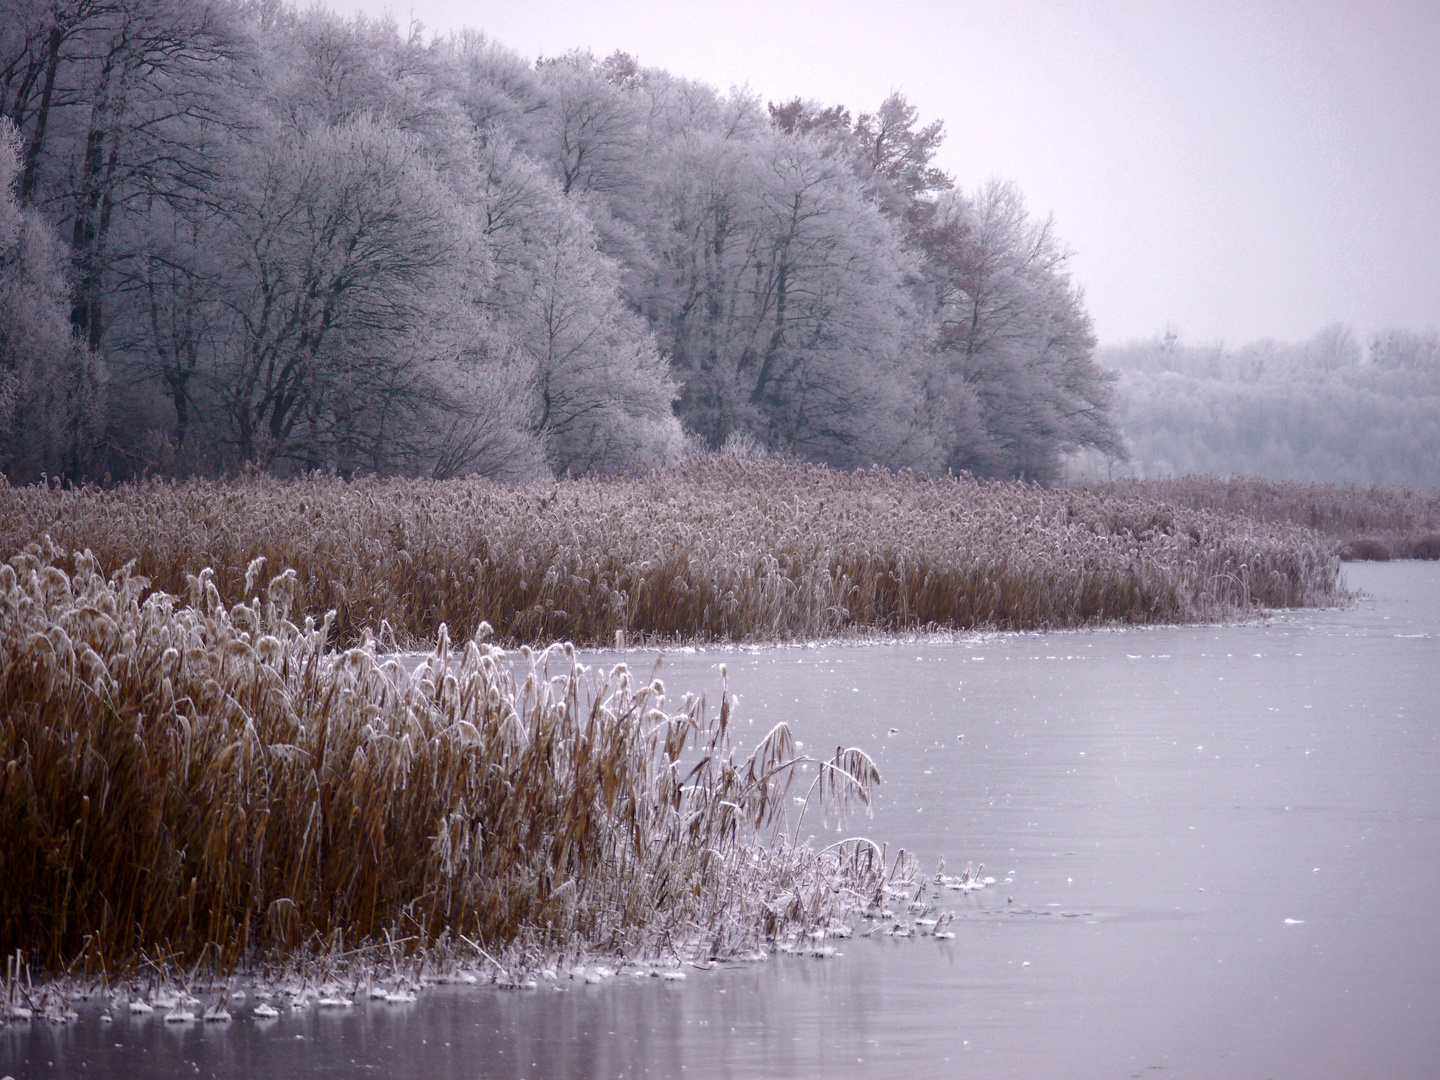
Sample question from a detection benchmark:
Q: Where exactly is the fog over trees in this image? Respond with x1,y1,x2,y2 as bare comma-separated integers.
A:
1072,326,1440,488
4,0,1123,481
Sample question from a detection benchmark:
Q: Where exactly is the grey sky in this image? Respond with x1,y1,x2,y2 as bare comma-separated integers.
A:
328,0,1439,347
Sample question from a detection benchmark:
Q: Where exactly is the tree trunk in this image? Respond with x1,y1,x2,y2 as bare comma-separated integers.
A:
18,23,65,204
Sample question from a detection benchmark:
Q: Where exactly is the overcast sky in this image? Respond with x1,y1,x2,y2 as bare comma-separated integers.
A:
326,0,1439,348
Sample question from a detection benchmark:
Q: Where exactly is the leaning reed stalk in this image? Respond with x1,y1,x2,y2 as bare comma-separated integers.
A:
0,459,1343,650
0,540,895,974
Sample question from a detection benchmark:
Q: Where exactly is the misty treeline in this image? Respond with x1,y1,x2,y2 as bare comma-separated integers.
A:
0,0,1122,484
1071,326,1440,488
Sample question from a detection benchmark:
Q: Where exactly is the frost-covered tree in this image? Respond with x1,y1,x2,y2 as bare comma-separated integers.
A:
198,116,478,470
767,91,952,218
0,0,242,351
762,94,1115,477
1370,327,1439,379
473,135,683,474
0,118,102,480
530,50,642,200
440,29,541,126
916,180,1123,481
639,126,935,468
3,2,1122,484
1084,325,1440,487
854,91,952,216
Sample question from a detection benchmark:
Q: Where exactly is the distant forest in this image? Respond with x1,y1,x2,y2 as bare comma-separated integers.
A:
1071,326,1440,488
1,0,1124,484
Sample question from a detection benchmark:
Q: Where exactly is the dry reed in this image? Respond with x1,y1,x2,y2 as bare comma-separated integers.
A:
0,459,1342,650
1080,476,1440,560
0,539,899,975
0,461,1346,977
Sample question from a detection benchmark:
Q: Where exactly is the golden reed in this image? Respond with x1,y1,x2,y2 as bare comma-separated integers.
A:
1,459,1342,650
0,460,1348,975
1,540,893,975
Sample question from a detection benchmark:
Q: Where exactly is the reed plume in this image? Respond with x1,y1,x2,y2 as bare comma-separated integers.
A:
0,540,893,974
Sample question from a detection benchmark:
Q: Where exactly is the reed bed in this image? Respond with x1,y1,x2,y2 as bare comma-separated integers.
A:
0,539,901,975
0,459,1341,650
1080,476,1440,561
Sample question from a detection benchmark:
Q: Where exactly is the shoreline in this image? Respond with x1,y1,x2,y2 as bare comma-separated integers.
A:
0,864,1011,1026
0,460,1344,650
0,462,1362,987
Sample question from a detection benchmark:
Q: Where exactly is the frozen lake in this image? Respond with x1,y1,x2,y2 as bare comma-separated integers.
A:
5,561,1438,1079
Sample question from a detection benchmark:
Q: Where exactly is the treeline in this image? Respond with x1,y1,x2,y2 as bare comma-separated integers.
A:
1072,325,1440,487
0,0,1121,485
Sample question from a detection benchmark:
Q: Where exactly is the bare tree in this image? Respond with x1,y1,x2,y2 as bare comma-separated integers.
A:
1,0,242,351
0,118,102,479
200,115,468,469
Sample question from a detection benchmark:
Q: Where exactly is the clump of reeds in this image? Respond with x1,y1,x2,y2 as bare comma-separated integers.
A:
0,540,900,975
0,459,1343,649
1409,534,1440,560
1336,538,1391,562
1080,475,1440,561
